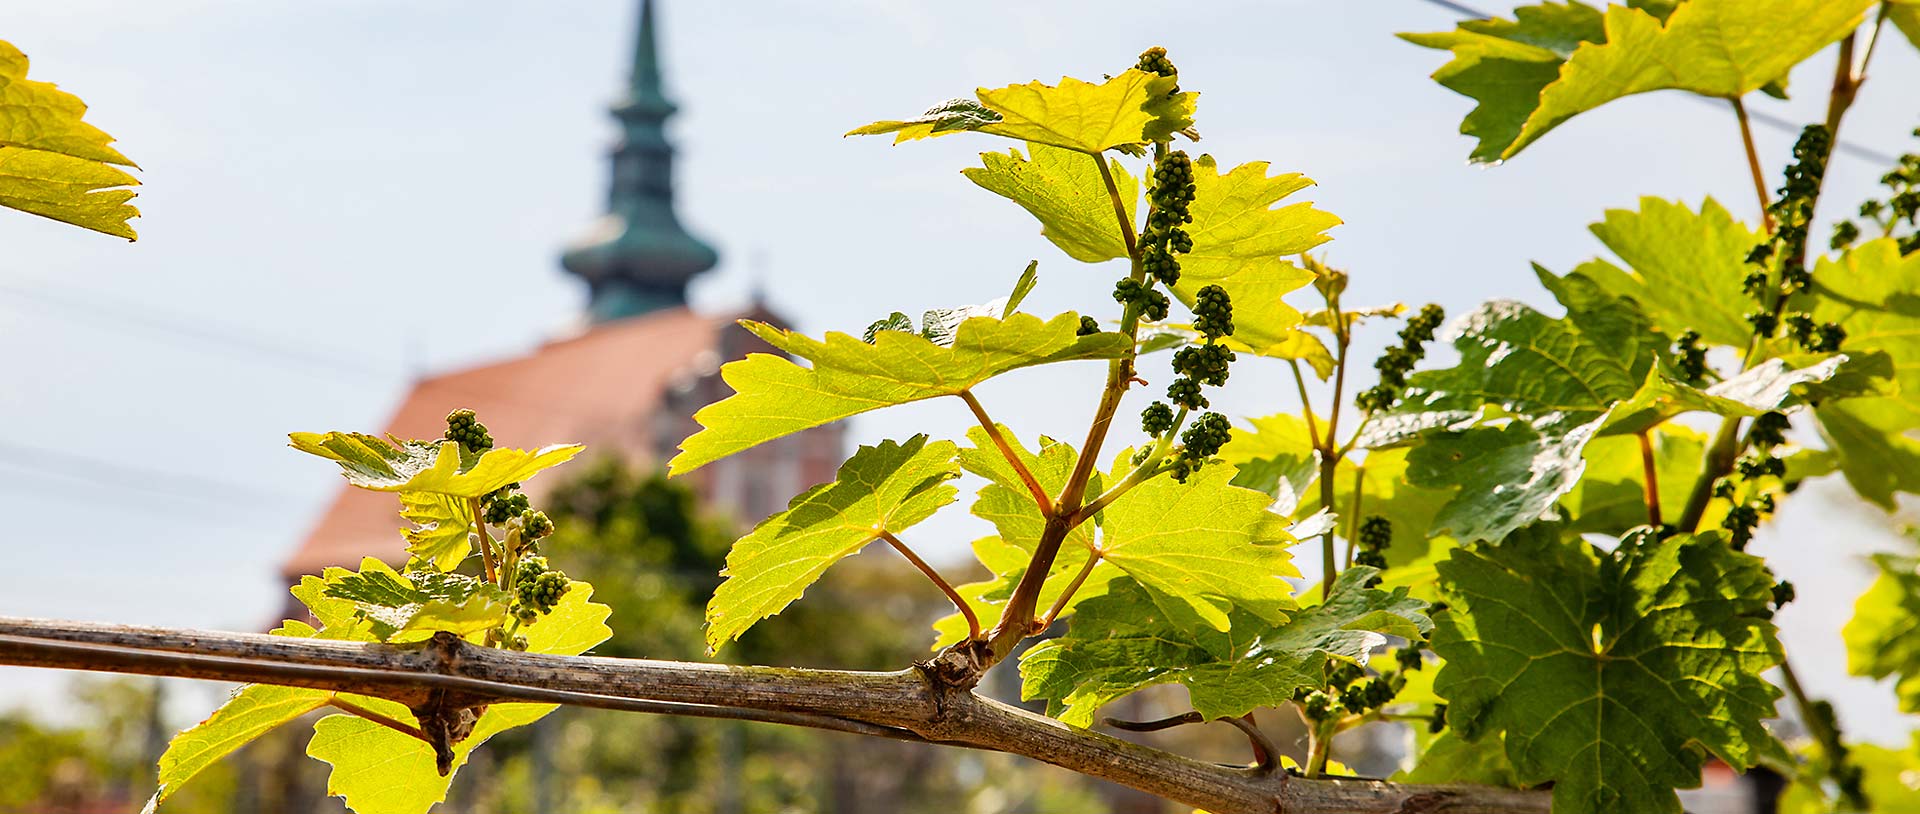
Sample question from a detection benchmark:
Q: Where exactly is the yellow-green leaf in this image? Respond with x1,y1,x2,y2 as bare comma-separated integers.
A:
706,436,960,652
308,699,553,814
1574,197,1763,347
669,313,1128,474
289,433,583,498
399,491,471,572
848,69,1195,156
1509,0,1874,159
974,70,1195,154
0,39,139,238
1843,553,1920,713
1167,156,1337,351
144,685,331,813
1096,459,1299,632
964,141,1137,263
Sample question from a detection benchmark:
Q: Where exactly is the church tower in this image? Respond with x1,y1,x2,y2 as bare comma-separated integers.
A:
280,0,843,587
560,0,719,321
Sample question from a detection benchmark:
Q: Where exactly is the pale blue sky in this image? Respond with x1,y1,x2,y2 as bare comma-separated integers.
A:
3,0,1917,742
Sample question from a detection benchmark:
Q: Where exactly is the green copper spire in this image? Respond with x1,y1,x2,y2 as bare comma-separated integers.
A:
561,0,718,322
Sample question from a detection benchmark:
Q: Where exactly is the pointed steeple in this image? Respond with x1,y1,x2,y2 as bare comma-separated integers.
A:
561,0,718,322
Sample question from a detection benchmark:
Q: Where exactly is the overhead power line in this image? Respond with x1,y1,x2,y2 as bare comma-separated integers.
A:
1411,0,1902,166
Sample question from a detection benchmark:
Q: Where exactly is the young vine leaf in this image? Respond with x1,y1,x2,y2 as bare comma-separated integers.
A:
1432,525,1786,814
847,68,1195,155
398,491,471,572
289,432,583,498
667,313,1127,474
1022,567,1427,725
1598,355,1849,436
0,40,141,238
1405,0,1875,163
705,435,960,652
144,685,334,813
1092,458,1299,632
965,142,1139,263
1575,197,1764,347
1169,156,1339,352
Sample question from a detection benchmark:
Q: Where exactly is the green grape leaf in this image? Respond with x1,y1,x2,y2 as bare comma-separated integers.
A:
669,312,1127,474
1599,355,1847,436
1021,567,1426,725
1409,0,1873,162
1397,274,1659,421
319,560,509,642
1575,197,1763,347
1787,240,1920,508
1398,1,1607,164
308,699,553,814
144,685,332,813
1559,425,1705,535
965,142,1137,263
1408,415,1610,544
1095,459,1299,632
0,40,140,238
848,69,1195,155
399,491,471,572
1166,156,1338,350
705,436,960,652
1508,0,1874,158
289,433,583,498
1433,526,1786,814
1220,413,1320,516
1843,553,1920,712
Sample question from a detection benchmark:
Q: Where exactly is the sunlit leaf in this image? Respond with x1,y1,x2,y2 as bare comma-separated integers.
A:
0,39,140,238
1021,567,1425,725
706,436,960,652
966,142,1137,263
669,313,1127,474
1433,525,1786,814
289,433,583,499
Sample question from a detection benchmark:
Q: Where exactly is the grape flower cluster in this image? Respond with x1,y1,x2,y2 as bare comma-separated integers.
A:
1356,304,1445,413
445,408,494,452
1354,516,1391,578
1716,411,1790,550
1831,126,1920,256
1742,126,1845,352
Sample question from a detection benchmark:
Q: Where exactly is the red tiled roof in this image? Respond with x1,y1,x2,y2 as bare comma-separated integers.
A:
281,306,739,579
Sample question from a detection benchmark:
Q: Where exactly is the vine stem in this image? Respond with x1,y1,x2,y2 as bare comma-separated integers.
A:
471,498,497,585
1318,297,1351,601
1344,462,1366,569
0,617,1553,814
1288,359,1323,444
327,696,432,744
877,530,978,641
986,150,1147,662
1636,430,1662,528
1036,551,1103,631
1731,98,1774,231
960,389,1053,516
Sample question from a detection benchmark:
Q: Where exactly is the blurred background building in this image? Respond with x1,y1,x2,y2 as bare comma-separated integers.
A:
281,0,843,607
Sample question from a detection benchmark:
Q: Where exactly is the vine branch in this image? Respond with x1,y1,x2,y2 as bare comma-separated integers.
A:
0,617,1551,814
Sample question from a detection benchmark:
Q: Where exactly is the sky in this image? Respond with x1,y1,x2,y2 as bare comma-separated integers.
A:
3,0,1919,743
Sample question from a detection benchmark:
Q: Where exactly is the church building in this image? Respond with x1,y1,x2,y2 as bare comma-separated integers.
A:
280,0,843,585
